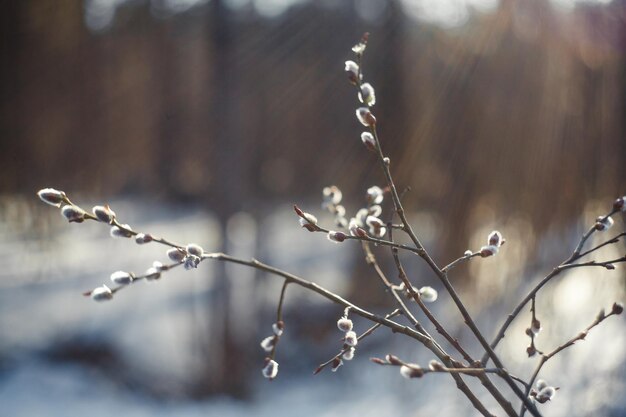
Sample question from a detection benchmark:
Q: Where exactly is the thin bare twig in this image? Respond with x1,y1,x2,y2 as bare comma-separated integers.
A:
314,309,401,374
387,228,518,417
442,252,481,273
519,307,622,417
483,255,625,365
359,241,498,416
268,280,289,360
353,45,540,417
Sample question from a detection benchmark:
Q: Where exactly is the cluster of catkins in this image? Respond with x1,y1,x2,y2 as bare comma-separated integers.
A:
37,188,206,302
529,379,558,403
260,321,284,380
333,308,358,372
324,184,388,242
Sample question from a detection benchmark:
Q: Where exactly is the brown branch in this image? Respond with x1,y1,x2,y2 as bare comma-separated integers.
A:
519,306,622,417
353,48,539,417
359,241,499,416
442,252,481,273
387,228,518,417
483,255,625,366
268,280,289,360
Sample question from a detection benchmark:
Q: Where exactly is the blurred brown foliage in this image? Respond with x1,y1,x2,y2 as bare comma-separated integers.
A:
1,0,624,216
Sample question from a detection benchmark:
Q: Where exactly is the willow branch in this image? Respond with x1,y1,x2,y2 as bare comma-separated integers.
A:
519,306,622,417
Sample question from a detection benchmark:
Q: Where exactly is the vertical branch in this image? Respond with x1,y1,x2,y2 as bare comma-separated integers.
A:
356,244,496,417
276,279,289,325
353,41,539,415
268,280,289,361
387,228,518,417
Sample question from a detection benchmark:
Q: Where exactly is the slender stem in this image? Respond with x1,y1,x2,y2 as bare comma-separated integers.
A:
207,251,494,417
570,210,618,259
203,253,433,343
387,230,518,417
519,309,619,417
576,232,625,260
442,252,480,273
483,208,623,365
314,309,401,374
276,280,289,324
105,261,183,295
111,218,184,249
361,241,421,327
314,224,422,255
483,255,625,365
359,241,504,415
387,229,474,364
354,52,539,416
269,280,289,360
557,256,626,270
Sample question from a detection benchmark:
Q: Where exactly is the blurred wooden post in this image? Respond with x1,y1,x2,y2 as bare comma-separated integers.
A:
199,0,250,398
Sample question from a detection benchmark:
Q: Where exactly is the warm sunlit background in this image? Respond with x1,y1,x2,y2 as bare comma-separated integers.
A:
0,0,625,416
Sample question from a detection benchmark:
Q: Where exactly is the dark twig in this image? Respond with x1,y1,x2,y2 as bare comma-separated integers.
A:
520,306,622,416
354,44,541,417
387,228,518,417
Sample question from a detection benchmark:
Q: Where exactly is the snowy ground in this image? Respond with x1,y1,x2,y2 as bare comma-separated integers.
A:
0,196,624,416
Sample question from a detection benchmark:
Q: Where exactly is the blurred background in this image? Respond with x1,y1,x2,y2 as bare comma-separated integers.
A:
0,0,625,415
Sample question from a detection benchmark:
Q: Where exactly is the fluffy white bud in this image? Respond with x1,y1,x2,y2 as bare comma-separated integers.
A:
366,216,386,238
536,386,556,403
61,205,86,223
260,336,276,353
110,271,134,285
90,285,113,301
262,359,279,380
183,255,201,270
536,379,548,391
37,188,66,207
480,245,499,257
356,107,376,126
342,347,356,361
344,330,358,347
337,317,353,332
135,233,153,244
110,224,133,238
361,132,376,150
400,364,424,379
298,212,318,231
595,216,614,231
428,360,444,371
322,185,343,205
167,248,186,262
366,186,384,205
144,267,161,281
184,243,202,256
358,83,376,106
352,42,366,54
488,230,503,246
331,358,343,372
344,60,360,84
92,205,116,224
327,231,346,243
419,286,438,303
272,321,284,336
